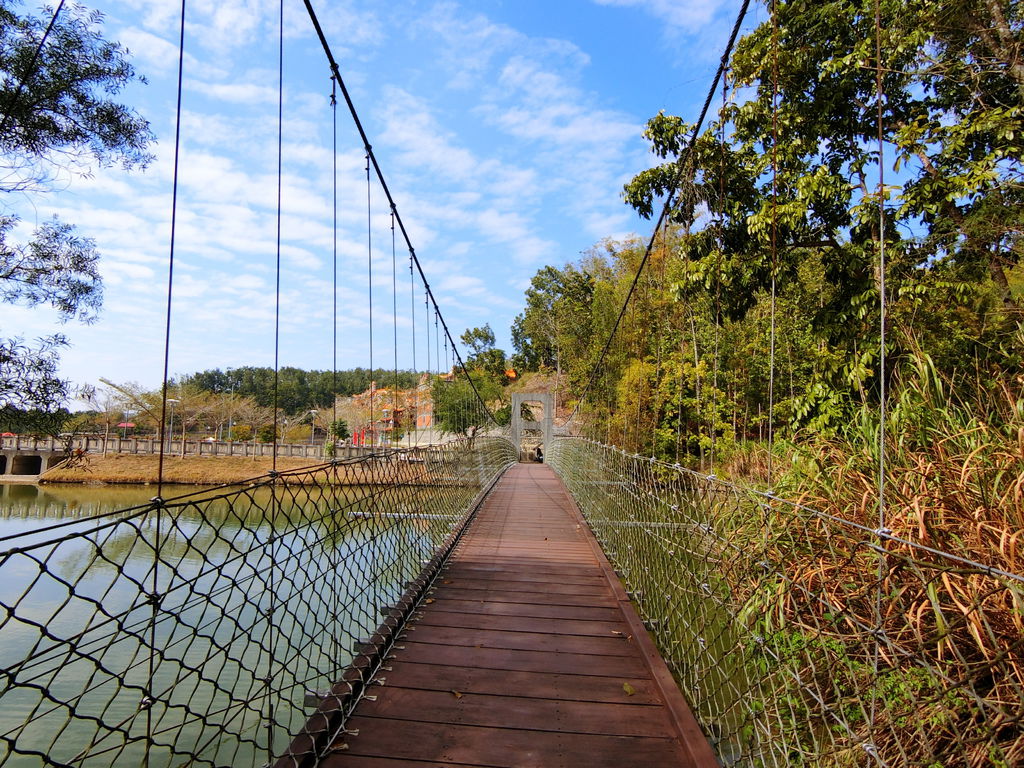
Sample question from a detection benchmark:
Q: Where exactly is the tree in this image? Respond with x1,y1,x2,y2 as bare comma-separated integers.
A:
623,0,1023,427
0,216,102,417
0,1,153,421
181,365,420,413
0,0,153,187
226,398,274,448
328,419,350,441
461,324,496,357
0,333,68,413
511,263,596,382
460,324,508,380
430,372,504,436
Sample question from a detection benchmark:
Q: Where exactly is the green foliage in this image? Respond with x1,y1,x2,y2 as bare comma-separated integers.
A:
460,324,508,380
283,424,310,444
181,366,419,415
461,324,495,356
430,372,504,435
327,419,349,441
620,0,1022,413
256,424,278,443
0,0,154,181
0,404,69,435
518,0,1022,468
0,333,68,417
229,425,252,442
0,216,102,321
0,216,102,423
0,1,152,418
511,262,597,378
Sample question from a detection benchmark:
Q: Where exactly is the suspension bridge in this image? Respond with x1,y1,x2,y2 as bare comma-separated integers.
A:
1,0,1022,766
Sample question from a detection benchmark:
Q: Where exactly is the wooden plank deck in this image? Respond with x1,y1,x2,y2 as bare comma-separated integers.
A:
322,463,716,767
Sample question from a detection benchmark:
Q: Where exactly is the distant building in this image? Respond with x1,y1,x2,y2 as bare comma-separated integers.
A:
333,374,435,445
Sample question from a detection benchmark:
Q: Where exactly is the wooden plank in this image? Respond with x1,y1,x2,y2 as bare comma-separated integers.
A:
322,759,465,768
427,586,615,608
402,624,636,657
431,575,611,595
355,686,677,737
373,661,665,705
413,609,630,637
330,718,692,768
440,567,608,586
421,597,622,622
389,641,649,677
432,573,606,589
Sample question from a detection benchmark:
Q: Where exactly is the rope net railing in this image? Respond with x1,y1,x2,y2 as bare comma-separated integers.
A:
547,437,1024,767
0,437,515,767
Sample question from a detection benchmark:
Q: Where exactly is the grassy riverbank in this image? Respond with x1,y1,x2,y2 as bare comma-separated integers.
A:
40,454,427,486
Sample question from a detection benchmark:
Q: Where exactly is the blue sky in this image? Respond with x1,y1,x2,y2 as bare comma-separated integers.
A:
5,0,762,394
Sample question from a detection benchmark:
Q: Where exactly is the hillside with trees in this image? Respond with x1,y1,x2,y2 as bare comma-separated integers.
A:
180,367,420,414
503,0,1023,594
511,0,1022,466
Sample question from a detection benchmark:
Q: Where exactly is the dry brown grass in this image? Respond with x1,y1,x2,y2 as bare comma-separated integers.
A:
764,404,1024,766
40,454,434,486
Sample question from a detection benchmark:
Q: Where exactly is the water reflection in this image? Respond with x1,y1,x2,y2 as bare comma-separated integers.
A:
0,482,162,519
0,479,458,767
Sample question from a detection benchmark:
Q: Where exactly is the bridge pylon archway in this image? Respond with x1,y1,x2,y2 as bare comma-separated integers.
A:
510,392,553,463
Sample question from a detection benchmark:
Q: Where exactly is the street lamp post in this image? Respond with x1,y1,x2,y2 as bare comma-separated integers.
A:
309,409,318,445
167,398,180,453
226,368,235,446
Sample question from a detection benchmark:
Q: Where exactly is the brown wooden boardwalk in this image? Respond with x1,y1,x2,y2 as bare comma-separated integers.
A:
324,463,716,767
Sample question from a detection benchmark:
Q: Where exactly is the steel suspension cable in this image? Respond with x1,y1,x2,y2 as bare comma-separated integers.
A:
392,213,399,444
873,0,888,540
147,1,187,761
300,0,500,425
366,152,373,446
329,73,341,682
650,223,668,454
331,76,338,454
266,0,285,756
768,0,780,483
409,251,417,447
711,69,727,473
424,288,431,380
869,0,889,754
564,0,752,425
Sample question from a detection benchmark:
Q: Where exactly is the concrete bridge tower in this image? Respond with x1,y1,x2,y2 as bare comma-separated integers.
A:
510,392,553,462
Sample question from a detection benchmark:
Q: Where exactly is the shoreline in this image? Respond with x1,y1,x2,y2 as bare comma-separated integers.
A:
38,454,428,486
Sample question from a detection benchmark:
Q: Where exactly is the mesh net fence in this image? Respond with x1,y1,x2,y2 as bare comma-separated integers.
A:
0,436,515,767
548,436,1024,768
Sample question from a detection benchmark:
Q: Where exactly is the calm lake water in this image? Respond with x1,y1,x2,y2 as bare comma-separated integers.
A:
0,480,453,766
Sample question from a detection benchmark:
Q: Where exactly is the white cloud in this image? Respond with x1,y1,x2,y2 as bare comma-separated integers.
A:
118,0,180,36
101,260,156,285
189,80,279,106
438,274,487,297
416,3,590,91
591,0,725,32
378,87,488,185
188,0,272,50
118,27,188,74
311,0,384,55
490,57,639,147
